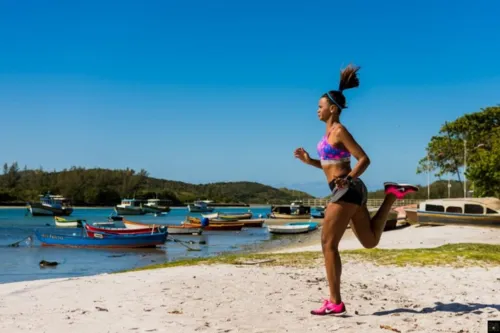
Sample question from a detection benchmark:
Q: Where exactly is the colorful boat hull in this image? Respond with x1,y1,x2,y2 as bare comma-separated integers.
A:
54,216,85,228
122,218,202,235
34,229,167,248
85,223,164,234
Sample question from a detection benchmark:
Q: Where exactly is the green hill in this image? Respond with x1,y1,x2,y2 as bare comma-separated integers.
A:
0,164,314,206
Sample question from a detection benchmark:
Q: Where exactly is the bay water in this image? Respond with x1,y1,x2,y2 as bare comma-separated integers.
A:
0,206,291,284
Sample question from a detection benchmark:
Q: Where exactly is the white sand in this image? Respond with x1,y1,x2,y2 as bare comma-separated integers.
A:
271,224,500,253
1,225,499,333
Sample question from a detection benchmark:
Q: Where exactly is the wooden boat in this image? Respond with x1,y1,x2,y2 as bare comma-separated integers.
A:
85,223,164,234
114,199,146,215
142,198,171,214
286,222,319,231
54,216,85,228
182,222,244,231
188,200,215,213
166,225,203,235
238,218,265,228
268,204,311,219
122,218,202,235
183,217,244,231
34,229,167,248
413,197,500,227
217,212,253,220
201,212,219,219
192,216,263,228
27,193,73,216
267,225,311,234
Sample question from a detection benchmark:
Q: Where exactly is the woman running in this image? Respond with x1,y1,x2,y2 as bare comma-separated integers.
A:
293,64,418,316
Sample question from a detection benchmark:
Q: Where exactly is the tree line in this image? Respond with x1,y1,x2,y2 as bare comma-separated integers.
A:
415,105,500,198
0,165,314,206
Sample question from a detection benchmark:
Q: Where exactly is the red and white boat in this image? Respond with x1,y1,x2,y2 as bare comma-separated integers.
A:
122,218,203,235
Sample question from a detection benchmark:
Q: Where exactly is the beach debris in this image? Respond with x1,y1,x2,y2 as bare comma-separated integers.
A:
233,259,276,265
168,310,183,314
95,306,108,312
380,324,401,333
39,260,58,267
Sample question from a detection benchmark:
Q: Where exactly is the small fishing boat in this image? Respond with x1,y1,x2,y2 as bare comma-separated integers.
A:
238,218,265,228
267,225,311,234
201,212,219,219
183,217,244,231
122,217,202,235
188,200,215,213
34,229,167,248
114,199,146,215
27,193,73,216
166,225,203,235
54,216,85,228
268,204,312,219
85,223,164,235
286,222,319,231
216,212,253,220
143,198,171,214
182,222,244,231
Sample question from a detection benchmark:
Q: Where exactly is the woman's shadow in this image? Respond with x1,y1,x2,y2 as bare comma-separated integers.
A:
373,302,500,316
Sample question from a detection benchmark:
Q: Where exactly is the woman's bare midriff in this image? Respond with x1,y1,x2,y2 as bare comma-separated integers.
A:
322,162,351,184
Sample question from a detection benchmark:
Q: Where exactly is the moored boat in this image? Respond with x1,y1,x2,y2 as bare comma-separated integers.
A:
122,217,202,235
54,216,85,228
142,198,171,214
34,229,167,248
85,223,164,234
267,225,311,234
189,216,263,228
268,204,311,219
238,218,265,228
217,212,253,220
414,197,500,227
188,200,215,213
27,193,73,216
182,222,244,231
286,221,319,231
114,199,146,215
183,217,244,231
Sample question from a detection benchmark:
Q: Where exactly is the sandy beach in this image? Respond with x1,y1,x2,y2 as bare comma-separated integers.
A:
1,224,499,333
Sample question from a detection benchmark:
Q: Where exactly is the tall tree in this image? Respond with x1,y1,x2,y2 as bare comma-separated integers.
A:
417,106,500,196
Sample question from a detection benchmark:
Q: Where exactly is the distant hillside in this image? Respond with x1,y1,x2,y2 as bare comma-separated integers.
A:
0,164,315,206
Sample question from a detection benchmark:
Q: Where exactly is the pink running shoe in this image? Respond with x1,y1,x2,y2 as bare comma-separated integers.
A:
384,182,419,199
310,299,346,316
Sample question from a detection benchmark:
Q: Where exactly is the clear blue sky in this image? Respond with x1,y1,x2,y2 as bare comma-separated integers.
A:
1,0,499,197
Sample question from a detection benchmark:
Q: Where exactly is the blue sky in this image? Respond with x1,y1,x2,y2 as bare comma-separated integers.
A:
1,0,499,197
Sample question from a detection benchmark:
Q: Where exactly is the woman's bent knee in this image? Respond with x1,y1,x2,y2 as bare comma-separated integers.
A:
361,239,378,249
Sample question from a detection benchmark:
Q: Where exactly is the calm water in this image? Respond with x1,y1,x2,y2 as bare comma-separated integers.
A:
0,206,294,284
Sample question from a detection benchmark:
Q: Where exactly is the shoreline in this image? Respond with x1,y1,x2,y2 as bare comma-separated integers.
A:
0,224,499,332
0,205,272,209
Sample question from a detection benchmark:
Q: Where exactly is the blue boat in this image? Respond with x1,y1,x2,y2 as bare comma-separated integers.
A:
34,229,168,248
286,222,319,231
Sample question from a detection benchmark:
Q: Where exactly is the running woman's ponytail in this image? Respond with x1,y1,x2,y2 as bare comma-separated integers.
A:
323,64,360,112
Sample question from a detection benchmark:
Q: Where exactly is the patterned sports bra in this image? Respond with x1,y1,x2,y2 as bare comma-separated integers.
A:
317,129,351,165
